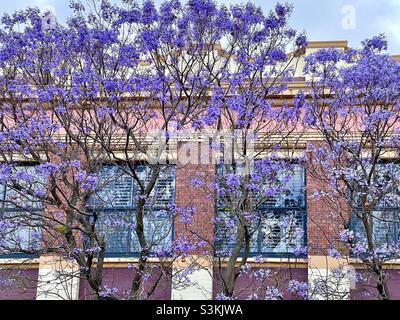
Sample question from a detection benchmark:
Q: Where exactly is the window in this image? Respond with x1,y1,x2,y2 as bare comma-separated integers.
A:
215,163,306,257
351,211,399,246
87,164,176,256
0,165,43,256
350,162,400,246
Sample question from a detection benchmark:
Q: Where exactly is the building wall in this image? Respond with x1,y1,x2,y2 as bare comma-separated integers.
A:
1,41,400,301
213,267,308,300
0,141,399,300
0,268,38,300
78,267,172,300
0,144,399,300
351,270,400,300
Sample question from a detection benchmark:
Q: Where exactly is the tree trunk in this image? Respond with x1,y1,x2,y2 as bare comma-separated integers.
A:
224,228,244,297
130,201,148,300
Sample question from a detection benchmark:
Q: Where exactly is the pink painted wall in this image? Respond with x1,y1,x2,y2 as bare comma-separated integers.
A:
352,269,400,300
0,268,38,300
212,267,308,300
78,267,171,300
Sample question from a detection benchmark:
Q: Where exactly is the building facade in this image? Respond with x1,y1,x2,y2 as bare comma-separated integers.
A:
1,41,400,300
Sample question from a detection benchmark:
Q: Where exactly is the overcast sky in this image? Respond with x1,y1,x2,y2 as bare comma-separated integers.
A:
1,0,399,53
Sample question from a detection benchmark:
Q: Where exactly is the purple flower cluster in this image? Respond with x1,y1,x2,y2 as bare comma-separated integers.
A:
339,230,354,243
76,171,99,191
98,285,119,298
288,280,308,300
265,287,283,300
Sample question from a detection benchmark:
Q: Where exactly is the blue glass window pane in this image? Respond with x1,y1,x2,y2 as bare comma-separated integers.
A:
0,165,44,255
351,162,400,246
260,210,305,253
351,211,398,245
89,164,175,255
215,162,306,256
89,165,134,209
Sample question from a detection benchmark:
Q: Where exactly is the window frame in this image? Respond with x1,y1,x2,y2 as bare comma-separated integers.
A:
0,162,44,259
349,160,400,247
86,163,176,257
214,161,307,258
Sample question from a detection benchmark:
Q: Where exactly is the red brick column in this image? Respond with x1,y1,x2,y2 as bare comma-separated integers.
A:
306,140,351,300
306,141,349,255
174,142,216,252
172,141,215,300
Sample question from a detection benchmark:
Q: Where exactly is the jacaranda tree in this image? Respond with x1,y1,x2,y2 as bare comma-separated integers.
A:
176,1,309,299
303,35,400,300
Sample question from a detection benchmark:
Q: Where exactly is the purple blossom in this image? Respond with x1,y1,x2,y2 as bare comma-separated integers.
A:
190,177,204,187
96,106,115,119
295,34,308,48
215,293,235,300
142,0,158,24
351,241,368,256
76,171,99,191
251,268,271,281
265,287,283,300
339,229,354,243
177,206,196,225
293,245,308,257
54,105,66,114
225,174,241,190
70,160,81,169
36,163,61,176
328,247,342,260
98,285,119,298
288,280,308,299
362,34,388,52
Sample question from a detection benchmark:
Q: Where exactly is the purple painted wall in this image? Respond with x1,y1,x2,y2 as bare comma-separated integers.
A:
2,266,400,300
213,267,308,300
79,267,172,300
351,269,400,300
0,268,38,300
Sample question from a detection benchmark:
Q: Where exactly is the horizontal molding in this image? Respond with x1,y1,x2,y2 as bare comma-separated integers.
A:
306,41,348,49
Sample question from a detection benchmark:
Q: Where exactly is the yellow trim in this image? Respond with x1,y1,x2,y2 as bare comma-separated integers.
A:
0,256,308,269
308,256,346,269
0,258,40,268
307,41,348,49
218,259,308,269
349,258,400,269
